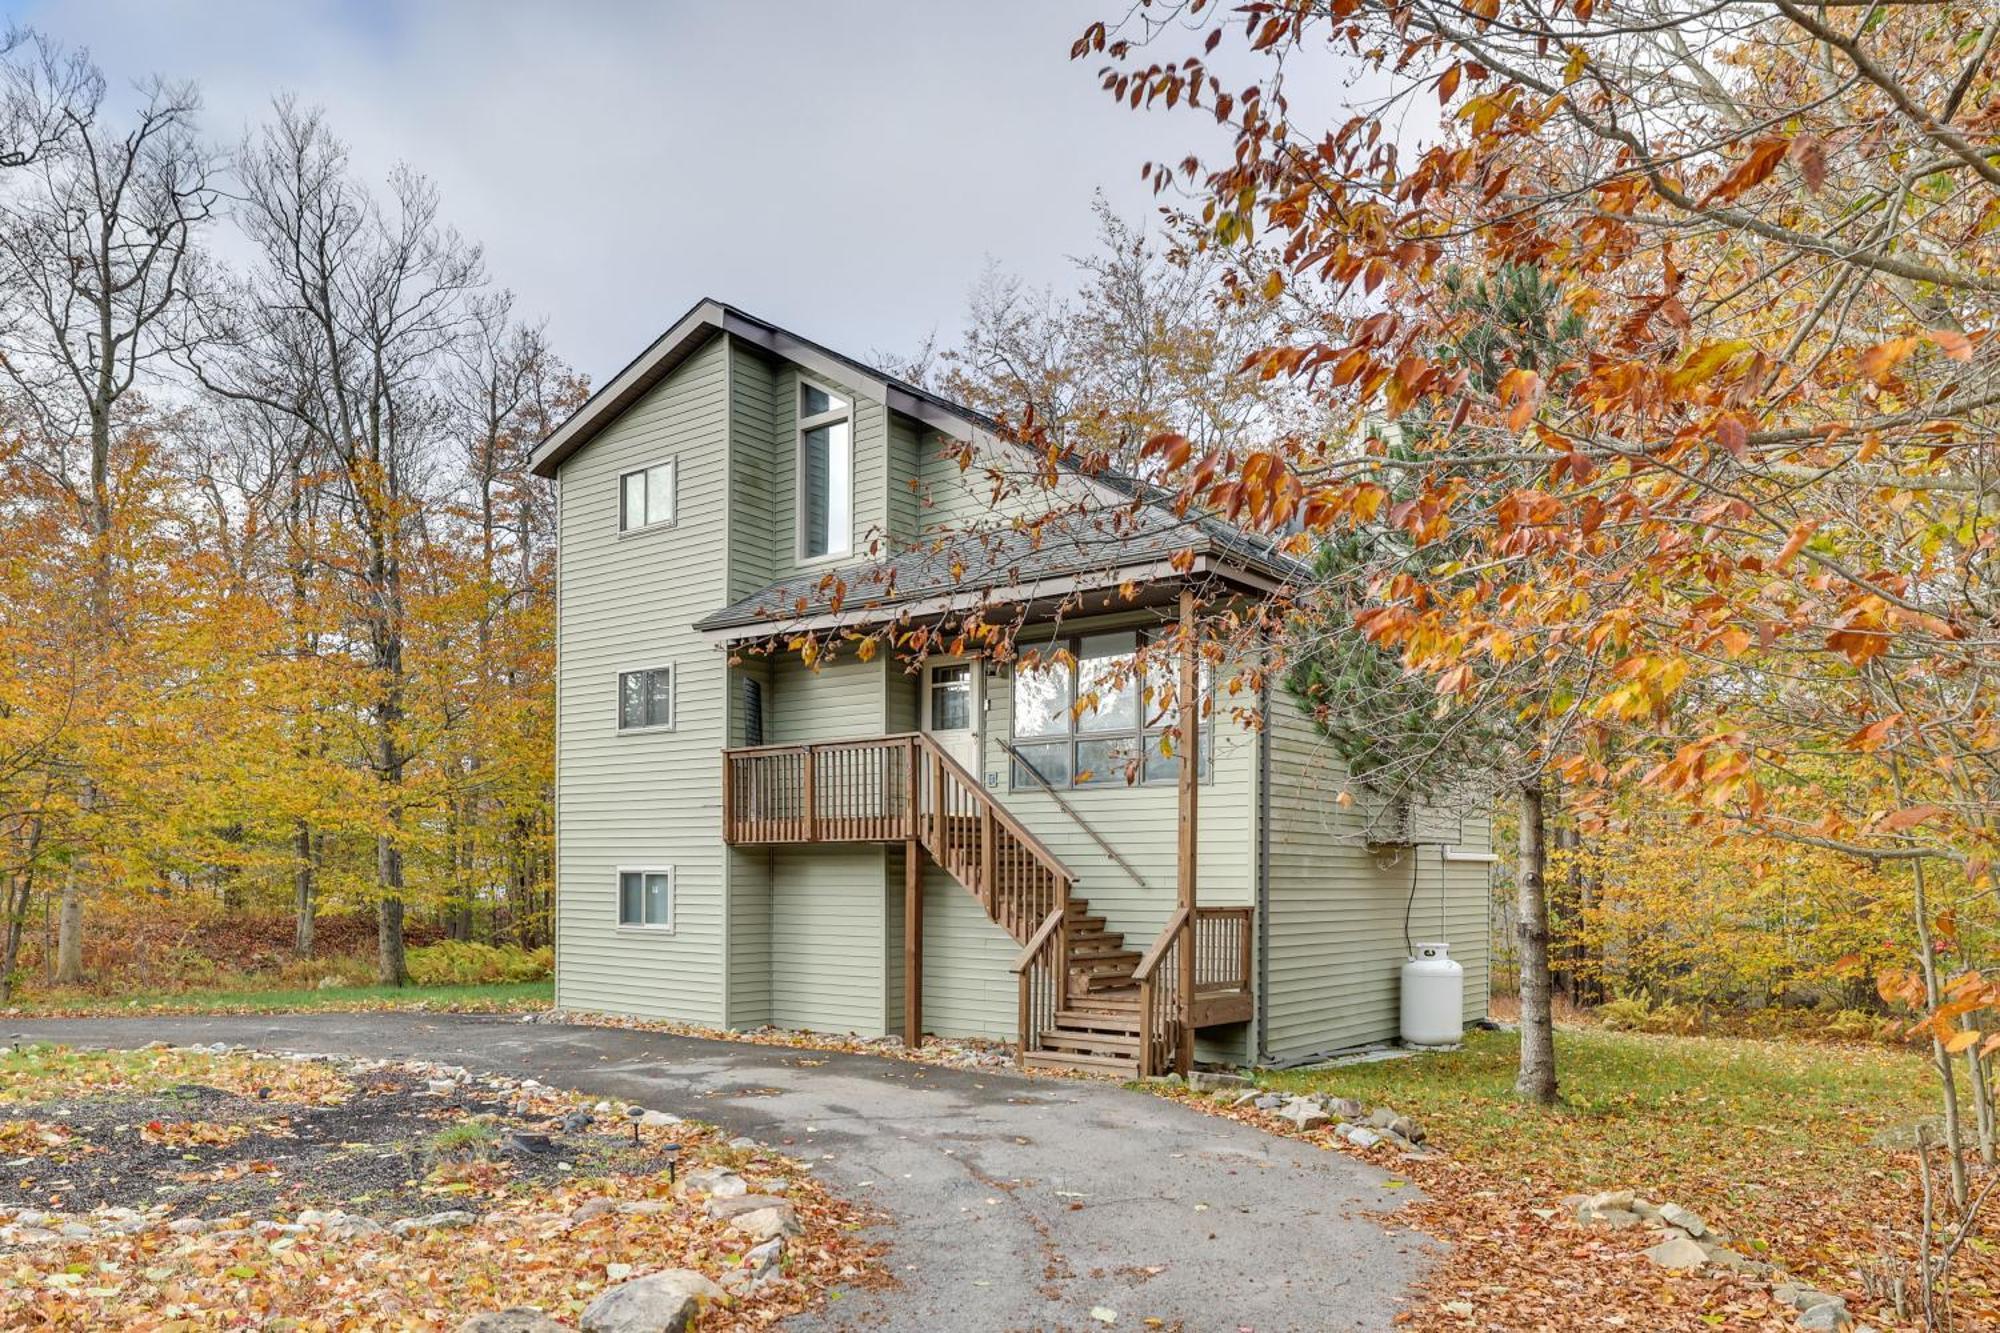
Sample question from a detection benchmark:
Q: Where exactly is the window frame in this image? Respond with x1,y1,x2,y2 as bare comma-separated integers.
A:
616,663,676,734
617,458,678,535
1007,629,1214,793
615,865,676,933
794,377,854,565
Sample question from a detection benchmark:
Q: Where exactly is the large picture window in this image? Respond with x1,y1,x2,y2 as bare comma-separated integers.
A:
617,666,674,732
1008,630,1212,791
619,459,676,532
797,381,852,560
618,867,673,930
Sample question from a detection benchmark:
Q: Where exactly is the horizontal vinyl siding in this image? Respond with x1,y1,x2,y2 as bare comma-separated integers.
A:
555,334,731,1024
921,861,1018,1040
727,342,778,599
763,653,895,1036
769,845,890,1035
1260,692,1493,1062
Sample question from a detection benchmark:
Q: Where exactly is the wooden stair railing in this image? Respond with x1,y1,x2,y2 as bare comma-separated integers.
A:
1132,905,1256,1075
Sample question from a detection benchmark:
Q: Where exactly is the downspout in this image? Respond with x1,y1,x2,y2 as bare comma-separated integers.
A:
1255,670,1273,1067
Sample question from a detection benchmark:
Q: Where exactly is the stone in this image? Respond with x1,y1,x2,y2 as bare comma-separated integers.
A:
1230,1090,1262,1108
1366,1106,1401,1130
1388,1115,1425,1144
1796,1304,1853,1331
1277,1099,1330,1132
1252,1094,1284,1111
390,1210,476,1235
1588,1208,1644,1229
727,1136,759,1151
425,1079,458,1096
581,1269,725,1333
617,1200,672,1216
1780,1287,1847,1314
1657,1202,1707,1237
10,1226,59,1245
458,1311,568,1333
1188,1070,1251,1091
637,1110,680,1128
327,1217,385,1239
1586,1189,1636,1213
1329,1097,1366,1121
1641,1234,1711,1270
58,1222,93,1238
167,1217,209,1235
729,1205,802,1242
570,1198,617,1224
1343,1126,1384,1149
743,1237,783,1276
706,1193,791,1222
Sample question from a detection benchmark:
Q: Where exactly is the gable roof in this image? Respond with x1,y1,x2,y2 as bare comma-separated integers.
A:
534,298,1309,642
528,298,995,480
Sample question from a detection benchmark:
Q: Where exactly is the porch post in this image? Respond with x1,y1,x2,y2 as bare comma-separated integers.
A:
1176,587,1199,1074
904,838,923,1048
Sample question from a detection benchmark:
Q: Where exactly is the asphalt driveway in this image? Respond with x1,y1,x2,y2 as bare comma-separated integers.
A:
6,1013,1433,1331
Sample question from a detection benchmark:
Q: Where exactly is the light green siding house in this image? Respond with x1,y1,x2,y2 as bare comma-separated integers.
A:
529,300,1492,1073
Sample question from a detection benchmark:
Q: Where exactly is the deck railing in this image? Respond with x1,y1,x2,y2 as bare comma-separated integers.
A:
722,733,1073,947
1134,905,1254,1075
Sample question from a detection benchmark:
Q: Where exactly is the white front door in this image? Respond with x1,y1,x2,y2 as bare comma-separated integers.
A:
922,659,982,774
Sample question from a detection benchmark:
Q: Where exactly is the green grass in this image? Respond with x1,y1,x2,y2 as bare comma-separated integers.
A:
12,979,553,1016
1265,1026,1935,1223
425,1120,501,1158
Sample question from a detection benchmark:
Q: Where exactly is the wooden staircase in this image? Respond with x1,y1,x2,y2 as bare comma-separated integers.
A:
721,733,1251,1077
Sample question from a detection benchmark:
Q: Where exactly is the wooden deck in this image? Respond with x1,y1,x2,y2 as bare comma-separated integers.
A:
721,733,1252,1075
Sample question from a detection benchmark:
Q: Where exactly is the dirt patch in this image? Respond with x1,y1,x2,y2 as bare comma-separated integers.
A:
1,1062,678,1220
0,1044,886,1329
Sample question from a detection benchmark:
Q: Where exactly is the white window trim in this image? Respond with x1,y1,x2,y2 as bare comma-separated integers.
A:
794,376,854,566
616,663,677,734
615,865,676,933
1441,848,1500,864
617,458,678,537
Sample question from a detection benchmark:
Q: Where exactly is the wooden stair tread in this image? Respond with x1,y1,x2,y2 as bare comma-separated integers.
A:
1040,1030,1140,1053
1023,1050,1138,1074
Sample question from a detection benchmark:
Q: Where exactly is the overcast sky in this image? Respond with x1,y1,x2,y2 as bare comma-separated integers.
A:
11,1,1272,385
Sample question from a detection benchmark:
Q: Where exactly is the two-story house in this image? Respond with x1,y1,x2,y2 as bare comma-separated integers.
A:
528,299,1493,1075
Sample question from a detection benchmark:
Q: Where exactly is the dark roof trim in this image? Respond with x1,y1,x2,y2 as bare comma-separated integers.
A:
529,298,999,479
694,552,1280,646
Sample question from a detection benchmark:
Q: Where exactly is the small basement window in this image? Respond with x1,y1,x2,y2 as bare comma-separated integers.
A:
618,868,673,929
618,666,674,732
619,459,677,532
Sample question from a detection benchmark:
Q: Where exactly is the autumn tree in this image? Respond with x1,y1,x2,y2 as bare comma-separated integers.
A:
196,100,484,986
0,53,215,982
1078,0,2000,1305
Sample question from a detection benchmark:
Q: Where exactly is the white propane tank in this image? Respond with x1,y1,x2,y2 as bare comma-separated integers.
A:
1400,942,1465,1046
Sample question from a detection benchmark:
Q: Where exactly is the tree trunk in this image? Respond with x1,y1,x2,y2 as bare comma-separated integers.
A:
292,820,317,958
376,841,407,987
54,863,83,985
1911,853,1969,1209
1514,782,1558,1105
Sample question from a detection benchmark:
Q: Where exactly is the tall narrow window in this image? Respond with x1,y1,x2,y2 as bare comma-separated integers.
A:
619,460,676,532
740,677,765,747
617,666,674,731
798,381,851,559
618,868,673,929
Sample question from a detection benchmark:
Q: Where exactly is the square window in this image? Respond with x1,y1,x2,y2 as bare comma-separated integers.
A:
618,667,673,731
1009,740,1070,790
619,460,676,532
1076,735,1141,786
618,869,673,928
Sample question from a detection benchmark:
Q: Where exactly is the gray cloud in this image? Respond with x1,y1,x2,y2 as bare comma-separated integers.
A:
15,0,1251,382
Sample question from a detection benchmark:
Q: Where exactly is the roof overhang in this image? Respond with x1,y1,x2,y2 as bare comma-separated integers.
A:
530,298,1005,480
695,552,1281,648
